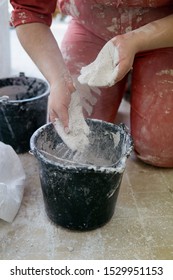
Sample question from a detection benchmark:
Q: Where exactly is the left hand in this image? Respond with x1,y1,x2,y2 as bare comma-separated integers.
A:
111,31,140,82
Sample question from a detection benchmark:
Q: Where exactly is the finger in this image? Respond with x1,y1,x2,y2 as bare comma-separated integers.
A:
58,106,69,132
48,100,69,131
114,61,132,83
49,111,56,123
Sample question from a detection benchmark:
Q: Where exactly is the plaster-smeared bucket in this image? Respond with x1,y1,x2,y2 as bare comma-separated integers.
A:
30,120,133,230
0,73,49,153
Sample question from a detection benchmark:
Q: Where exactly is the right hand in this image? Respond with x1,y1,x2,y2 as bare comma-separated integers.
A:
48,72,76,131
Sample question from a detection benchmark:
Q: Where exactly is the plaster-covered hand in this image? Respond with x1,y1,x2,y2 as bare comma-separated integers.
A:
79,14,173,88
78,35,138,88
111,13,173,83
48,71,75,131
113,13,173,80
110,32,138,83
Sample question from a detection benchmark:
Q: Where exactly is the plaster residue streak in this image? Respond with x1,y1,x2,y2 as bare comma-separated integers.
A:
18,12,27,19
156,69,173,76
18,11,28,24
156,69,173,85
65,0,80,17
107,18,119,33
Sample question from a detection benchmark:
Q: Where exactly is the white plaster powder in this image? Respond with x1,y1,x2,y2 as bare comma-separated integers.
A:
54,91,90,152
78,41,119,87
55,42,120,154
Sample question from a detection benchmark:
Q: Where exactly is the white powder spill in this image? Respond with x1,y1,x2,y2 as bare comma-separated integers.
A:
78,41,119,87
54,91,90,152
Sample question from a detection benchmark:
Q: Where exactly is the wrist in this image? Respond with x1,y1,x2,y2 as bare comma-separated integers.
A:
126,31,143,54
50,73,75,96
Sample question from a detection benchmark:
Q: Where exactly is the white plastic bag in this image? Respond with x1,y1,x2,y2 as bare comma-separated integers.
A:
0,142,25,223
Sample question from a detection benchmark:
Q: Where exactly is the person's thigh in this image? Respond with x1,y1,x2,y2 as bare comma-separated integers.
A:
61,19,127,122
131,48,173,167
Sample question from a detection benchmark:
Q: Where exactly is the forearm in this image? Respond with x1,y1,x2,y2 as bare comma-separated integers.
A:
16,22,75,128
133,14,173,52
16,22,68,85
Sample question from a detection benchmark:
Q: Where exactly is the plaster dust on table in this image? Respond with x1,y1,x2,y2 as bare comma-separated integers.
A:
78,41,119,87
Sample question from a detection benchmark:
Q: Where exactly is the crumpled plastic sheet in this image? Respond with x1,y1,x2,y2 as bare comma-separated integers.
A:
0,141,25,223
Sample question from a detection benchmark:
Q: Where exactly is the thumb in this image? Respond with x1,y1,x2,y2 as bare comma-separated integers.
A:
114,60,132,83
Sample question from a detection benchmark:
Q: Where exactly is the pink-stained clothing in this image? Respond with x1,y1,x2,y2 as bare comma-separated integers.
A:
10,0,56,27
10,1,173,31
131,48,173,167
10,0,173,167
58,0,173,41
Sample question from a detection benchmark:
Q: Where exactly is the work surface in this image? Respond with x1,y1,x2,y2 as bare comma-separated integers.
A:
0,151,173,260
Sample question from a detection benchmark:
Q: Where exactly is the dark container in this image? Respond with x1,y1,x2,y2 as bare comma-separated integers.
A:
0,73,49,153
30,120,133,231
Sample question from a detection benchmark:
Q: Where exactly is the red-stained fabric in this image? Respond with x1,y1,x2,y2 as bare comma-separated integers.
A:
131,48,173,167
10,0,57,27
57,1,173,41
10,0,173,28
58,0,173,9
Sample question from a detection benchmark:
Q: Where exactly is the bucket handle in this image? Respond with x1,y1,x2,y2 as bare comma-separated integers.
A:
29,150,34,156
0,95,9,104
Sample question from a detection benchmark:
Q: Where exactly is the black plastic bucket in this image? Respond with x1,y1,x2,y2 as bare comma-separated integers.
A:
30,119,133,231
0,73,49,153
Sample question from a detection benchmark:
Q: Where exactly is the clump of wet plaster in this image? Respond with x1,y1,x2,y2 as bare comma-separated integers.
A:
54,91,90,152
78,41,119,87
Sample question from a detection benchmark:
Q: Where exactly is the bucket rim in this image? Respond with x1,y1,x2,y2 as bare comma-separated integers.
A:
30,120,133,173
0,76,50,104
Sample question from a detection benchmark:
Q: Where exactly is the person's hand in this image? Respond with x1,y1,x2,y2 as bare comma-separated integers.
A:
48,71,75,132
111,31,140,82
78,31,140,88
